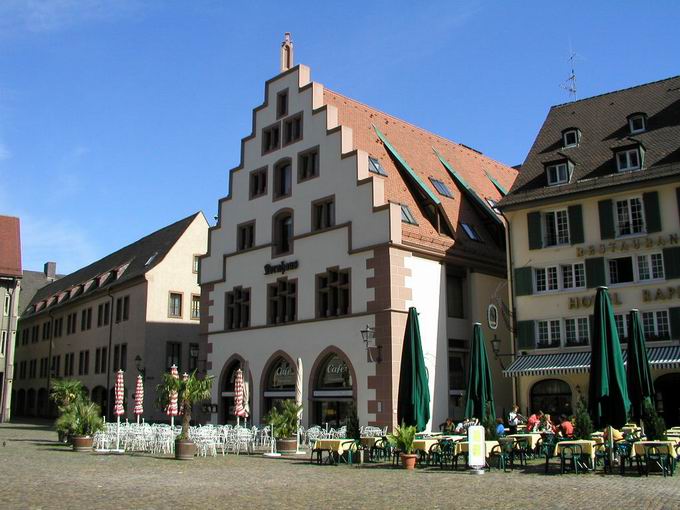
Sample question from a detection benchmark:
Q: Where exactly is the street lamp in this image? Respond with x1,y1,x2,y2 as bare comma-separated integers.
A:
134,355,146,380
360,325,382,363
489,334,514,370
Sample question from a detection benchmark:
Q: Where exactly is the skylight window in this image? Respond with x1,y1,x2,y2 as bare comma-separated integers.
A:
145,252,159,266
461,223,482,242
486,198,500,213
546,162,569,186
628,114,647,134
429,177,454,198
400,204,418,225
562,129,580,148
368,157,388,176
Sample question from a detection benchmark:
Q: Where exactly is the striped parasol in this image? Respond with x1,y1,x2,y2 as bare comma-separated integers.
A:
113,370,125,416
233,368,247,418
166,364,179,418
133,375,144,416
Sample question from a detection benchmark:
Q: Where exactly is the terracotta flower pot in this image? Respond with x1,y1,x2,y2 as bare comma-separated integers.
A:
72,435,93,452
175,439,197,460
277,438,298,453
400,453,418,470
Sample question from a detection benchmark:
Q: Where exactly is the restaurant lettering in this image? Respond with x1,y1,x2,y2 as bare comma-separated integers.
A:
569,292,622,309
575,233,678,257
642,286,680,302
264,260,299,275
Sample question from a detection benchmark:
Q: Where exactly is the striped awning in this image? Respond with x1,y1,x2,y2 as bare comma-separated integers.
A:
503,346,680,377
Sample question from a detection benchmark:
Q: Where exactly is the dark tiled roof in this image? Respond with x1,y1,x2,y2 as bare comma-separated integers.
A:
0,215,22,278
19,270,62,315
500,75,680,209
23,213,201,318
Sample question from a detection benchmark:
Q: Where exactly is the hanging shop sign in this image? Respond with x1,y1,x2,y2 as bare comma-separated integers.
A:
575,233,678,258
264,260,299,275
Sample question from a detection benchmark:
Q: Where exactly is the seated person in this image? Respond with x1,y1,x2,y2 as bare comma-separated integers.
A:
496,418,506,437
603,426,624,442
536,413,556,434
527,410,543,432
557,414,574,437
440,418,455,434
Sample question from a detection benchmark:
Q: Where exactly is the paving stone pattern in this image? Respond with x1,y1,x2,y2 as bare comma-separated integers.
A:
1,422,679,509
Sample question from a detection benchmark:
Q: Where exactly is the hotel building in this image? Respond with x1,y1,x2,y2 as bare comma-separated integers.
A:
201,37,518,430
500,76,680,425
12,213,208,421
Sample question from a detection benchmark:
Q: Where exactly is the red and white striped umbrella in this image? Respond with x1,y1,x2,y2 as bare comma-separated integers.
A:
233,368,247,418
113,370,125,417
133,375,144,416
166,365,179,417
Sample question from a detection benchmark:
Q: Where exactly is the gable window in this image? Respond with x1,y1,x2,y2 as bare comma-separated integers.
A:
298,147,319,181
276,90,288,118
237,221,255,251
166,342,181,371
562,129,580,148
429,177,454,198
637,253,664,281
616,147,641,172
543,210,569,246
193,255,200,274
615,197,645,236
191,295,200,320
168,292,183,318
565,317,589,346
535,266,559,293
282,113,303,146
273,160,292,199
642,310,670,341
317,267,350,318
225,287,250,330
273,211,293,255
461,223,482,242
267,278,297,324
561,262,586,290
262,123,280,154
400,204,418,225
368,156,388,176
536,319,561,348
628,113,647,134
312,197,335,231
250,168,268,199
546,162,569,185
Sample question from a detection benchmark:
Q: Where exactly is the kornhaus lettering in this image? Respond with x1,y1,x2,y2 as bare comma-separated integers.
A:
264,260,299,275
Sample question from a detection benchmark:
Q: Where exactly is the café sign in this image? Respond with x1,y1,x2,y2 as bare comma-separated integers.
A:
576,233,678,258
264,260,299,275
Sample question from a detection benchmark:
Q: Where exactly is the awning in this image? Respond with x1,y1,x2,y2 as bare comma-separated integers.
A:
503,346,680,377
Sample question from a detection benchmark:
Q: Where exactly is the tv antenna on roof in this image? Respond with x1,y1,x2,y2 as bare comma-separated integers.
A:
560,47,579,101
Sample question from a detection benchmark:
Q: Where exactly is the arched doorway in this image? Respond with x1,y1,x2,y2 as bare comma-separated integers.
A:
530,379,573,417
262,354,296,415
311,352,354,428
26,388,36,417
91,386,107,416
655,373,680,426
219,357,252,425
37,388,49,418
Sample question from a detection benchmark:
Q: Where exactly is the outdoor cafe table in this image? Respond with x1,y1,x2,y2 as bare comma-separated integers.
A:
412,435,466,453
453,440,499,458
631,440,678,458
506,433,542,450
554,440,599,468
313,438,356,455
360,436,384,448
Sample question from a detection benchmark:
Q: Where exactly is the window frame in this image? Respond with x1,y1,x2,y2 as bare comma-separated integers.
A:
297,145,320,182
562,129,580,148
267,277,297,325
272,209,294,257
607,252,664,285
546,162,570,186
168,292,183,319
534,266,559,293
316,266,351,319
642,310,670,341
272,159,293,200
282,111,303,147
368,156,388,176
276,89,289,119
616,147,642,172
236,220,256,252
224,286,251,331
311,195,335,232
249,167,268,200
542,209,570,247
564,316,590,347
461,223,482,242
561,262,586,290
400,204,418,225
614,196,646,238
536,319,562,349
429,177,454,198
190,294,200,321
261,121,281,155
628,113,647,134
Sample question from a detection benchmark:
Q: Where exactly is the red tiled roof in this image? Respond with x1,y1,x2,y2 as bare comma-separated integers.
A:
323,89,518,262
0,215,22,278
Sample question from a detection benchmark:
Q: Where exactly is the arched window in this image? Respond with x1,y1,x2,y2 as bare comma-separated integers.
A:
220,358,251,424
273,160,292,199
312,353,353,428
530,379,572,417
263,356,296,414
272,210,293,255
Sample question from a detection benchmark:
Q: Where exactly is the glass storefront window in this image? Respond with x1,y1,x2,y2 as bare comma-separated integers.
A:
313,354,353,428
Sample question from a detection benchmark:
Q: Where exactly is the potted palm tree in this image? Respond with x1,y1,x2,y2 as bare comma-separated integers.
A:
388,423,418,470
56,400,104,451
265,399,302,453
157,370,214,460
50,378,86,443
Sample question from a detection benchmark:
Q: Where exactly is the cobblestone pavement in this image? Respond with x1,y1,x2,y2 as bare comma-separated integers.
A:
1,421,679,510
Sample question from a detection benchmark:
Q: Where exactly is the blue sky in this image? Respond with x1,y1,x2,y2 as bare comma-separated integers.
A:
1,0,678,274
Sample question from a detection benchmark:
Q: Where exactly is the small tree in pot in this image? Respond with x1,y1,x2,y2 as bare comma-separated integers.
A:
388,423,418,470
157,370,214,460
265,399,302,453
56,400,105,452
50,378,86,443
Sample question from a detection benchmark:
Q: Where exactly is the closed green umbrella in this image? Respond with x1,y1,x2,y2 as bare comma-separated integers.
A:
397,307,431,432
588,286,631,428
464,323,495,423
626,309,655,423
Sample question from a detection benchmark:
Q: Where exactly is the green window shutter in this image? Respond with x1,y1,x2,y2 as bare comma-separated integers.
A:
670,307,680,340
516,320,535,350
568,204,584,245
527,211,542,250
514,267,533,296
585,257,606,288
663,247,680,280
643,191,662,233
598,199,614,240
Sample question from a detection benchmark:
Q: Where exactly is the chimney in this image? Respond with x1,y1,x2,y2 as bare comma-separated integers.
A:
280,32,294,72
44,261,56,280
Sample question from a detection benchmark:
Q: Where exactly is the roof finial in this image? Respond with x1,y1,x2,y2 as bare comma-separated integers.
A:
280,32,294,72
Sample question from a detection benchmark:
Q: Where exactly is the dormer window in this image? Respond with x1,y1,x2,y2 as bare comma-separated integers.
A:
368,156,388,176
562,129,580,148
616,146,643,172
546,162,569,186
628,113,647,134
400,204,418,225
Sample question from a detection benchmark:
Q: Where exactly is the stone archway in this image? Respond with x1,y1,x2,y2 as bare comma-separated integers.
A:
308,346,357,429
530,379,573,418
218,354,253,424
259,350,297,417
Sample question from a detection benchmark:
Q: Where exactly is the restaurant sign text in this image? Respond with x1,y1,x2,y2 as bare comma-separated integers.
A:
575,233,678,258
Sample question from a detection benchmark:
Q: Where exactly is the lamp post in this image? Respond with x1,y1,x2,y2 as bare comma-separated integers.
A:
134,355,146,380
490,334,514,371
360,325,382,363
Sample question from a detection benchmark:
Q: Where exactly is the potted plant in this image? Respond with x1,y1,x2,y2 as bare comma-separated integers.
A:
573,397,593,440
50,378,86,443
388,423,418,470
157,370,214,460
265,399,302,454
56,400,104,452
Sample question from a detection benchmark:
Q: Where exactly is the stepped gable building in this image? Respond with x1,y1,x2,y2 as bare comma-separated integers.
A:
499,76,680,425
200,37,518,429
0,215,22,422
13,213,208,421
